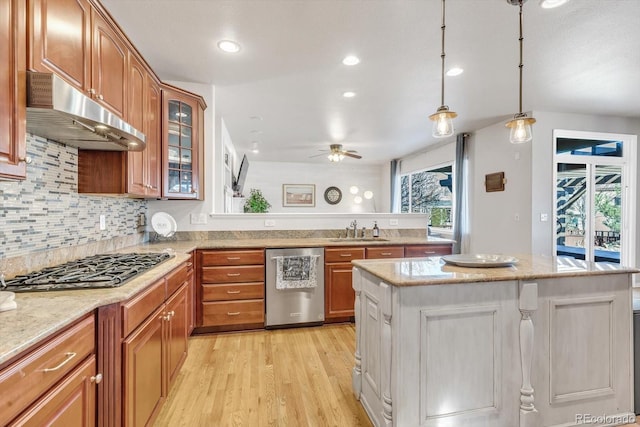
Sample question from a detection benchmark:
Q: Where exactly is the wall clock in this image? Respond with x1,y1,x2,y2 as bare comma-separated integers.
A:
324,186,342,205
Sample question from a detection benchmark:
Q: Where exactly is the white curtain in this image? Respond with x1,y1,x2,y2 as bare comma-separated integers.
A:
389,159,401,213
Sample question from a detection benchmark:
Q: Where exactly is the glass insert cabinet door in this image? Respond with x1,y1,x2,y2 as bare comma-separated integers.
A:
162,88,203,199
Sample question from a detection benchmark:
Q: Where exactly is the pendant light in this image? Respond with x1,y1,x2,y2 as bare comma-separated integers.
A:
505,0,536,144
429,0,457,138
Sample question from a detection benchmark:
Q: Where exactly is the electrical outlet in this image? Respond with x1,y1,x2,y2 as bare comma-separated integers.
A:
139,213,146,226
190,213,208,224
389,219,399,226
99,215,106,231
264,219,275,227
540,213,548,222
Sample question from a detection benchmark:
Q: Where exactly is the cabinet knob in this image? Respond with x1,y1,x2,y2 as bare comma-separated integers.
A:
97,94,104,100
18,156,32,164
91,373,103,384
88,88,96,95
168,310,175,317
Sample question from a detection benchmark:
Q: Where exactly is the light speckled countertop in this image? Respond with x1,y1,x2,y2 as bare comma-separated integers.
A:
352,254,639,286
0,236,452,366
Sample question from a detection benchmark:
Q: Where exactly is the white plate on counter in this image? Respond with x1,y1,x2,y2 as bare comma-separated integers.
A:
441,254,518,268
151,212,177,237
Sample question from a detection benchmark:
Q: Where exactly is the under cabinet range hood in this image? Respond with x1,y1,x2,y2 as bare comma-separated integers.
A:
26,72,146,151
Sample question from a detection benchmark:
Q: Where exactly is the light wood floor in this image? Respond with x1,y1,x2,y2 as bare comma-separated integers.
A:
154,324,372,426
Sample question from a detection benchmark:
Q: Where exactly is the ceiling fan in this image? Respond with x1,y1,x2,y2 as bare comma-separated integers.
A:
309,144,362,162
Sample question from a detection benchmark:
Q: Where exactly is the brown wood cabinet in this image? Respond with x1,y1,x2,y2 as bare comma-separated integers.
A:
365,246,404,259
0,0,26,180
28,0,127,117
404,244,452,258
122,263,191,427
161,85,205,200
198,249,265,331
324,247,365,322
0,314,97,426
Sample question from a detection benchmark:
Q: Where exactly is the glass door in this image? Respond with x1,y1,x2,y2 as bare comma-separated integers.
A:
554,130,636,266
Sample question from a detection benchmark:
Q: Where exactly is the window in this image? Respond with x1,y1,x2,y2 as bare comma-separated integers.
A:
400,165,453,228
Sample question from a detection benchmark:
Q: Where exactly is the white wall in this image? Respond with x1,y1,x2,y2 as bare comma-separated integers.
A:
400,138,456,174
241,161,384,214
468,120,533,255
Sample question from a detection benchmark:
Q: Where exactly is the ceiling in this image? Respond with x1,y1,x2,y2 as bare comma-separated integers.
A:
101,0,640,165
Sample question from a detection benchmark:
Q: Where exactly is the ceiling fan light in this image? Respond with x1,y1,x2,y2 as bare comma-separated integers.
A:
429,106,457,138
506,114,536,143
539,0,569,9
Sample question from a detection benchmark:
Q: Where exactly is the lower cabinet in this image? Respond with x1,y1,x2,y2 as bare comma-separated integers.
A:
404,244,452,258
324,247,365,322
122,279,189,427
10,356,97,426
0,314,97,427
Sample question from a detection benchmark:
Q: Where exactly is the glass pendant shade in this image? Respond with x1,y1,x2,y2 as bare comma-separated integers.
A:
506,114,536,144
429,107,457,138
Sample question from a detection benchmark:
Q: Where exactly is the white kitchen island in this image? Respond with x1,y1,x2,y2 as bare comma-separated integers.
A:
351,255,638,427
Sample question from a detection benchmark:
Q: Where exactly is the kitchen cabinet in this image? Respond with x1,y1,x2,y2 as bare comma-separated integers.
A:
122,265,191,427
77,59,161,197
198,249,265,331
161,85,205,200
324,247,365,322
0,314,97,426
365,246,404,259
0,0,27,180
404,244,452,258
28,0,128,117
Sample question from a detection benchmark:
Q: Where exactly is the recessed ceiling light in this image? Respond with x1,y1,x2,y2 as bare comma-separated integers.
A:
342,55,360,66
217,39,241,53
342,91,356,98
539,0,570,9
446,67,464,77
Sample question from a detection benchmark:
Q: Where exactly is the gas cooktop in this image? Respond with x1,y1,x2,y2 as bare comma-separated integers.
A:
2,252,173,292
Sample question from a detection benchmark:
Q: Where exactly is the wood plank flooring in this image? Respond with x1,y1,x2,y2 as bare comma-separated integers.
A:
154,324,372,426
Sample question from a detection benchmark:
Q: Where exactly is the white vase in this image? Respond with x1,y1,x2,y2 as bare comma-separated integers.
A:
232,197,246,213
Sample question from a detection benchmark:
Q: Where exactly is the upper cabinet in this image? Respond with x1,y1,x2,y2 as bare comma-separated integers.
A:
28,0,127,117
0,0,27,180
162,86,205,200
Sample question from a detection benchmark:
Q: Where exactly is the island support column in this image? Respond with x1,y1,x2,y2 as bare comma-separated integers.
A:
380,281,393,427
352,267,362,398
519,281,539,427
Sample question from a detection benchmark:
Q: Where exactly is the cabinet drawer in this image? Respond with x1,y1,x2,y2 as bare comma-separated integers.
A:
202,283,264,301
404,244,452,258
167,263,189,297
325,247,365,263
201,265,264,284
200,250,264,266
0,315,95,427
9,355,96,426
121,278,166,338
365,246,404,259
202,300,264,326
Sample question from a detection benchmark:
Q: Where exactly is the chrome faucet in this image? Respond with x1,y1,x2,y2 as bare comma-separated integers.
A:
349,220,358,238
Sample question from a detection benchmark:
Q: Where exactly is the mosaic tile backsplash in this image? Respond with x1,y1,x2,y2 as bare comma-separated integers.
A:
0,134,147,259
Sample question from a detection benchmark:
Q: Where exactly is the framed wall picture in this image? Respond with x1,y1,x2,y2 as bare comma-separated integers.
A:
283,184,315,207
485,172,505,192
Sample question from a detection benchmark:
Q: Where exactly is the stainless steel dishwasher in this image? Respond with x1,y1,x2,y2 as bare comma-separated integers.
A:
265,247,324,328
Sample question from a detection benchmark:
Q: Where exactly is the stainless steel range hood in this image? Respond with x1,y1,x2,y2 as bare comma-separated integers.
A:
26,72,146,151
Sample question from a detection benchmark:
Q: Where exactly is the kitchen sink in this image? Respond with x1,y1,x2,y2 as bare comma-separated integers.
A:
328,238,390,242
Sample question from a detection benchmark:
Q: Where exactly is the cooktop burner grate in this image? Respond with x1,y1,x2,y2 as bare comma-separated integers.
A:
3,252,173,292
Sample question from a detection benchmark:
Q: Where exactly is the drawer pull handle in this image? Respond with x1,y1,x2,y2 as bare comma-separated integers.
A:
340,253,352,257
91,373,103,384
227,290,241,294
43,352,77,372
424,251,436,254
227,312,241,316
227,257,241,260
186,262,193,267
227,273,241,277
381,252,392,256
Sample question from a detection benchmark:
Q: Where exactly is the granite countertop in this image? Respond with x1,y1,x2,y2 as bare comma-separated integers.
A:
0,236,452,366
141,236,454,251
352,254,639,287
0,252,189,366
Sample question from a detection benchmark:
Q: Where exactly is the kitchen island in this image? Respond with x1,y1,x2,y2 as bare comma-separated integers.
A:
351,255,638,427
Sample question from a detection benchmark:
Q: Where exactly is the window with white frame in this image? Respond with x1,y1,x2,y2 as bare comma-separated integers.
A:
400,164,453,228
